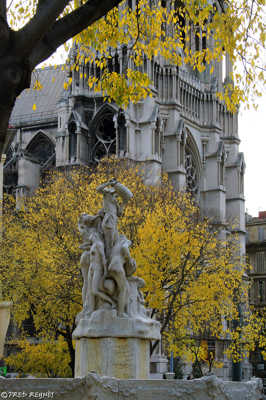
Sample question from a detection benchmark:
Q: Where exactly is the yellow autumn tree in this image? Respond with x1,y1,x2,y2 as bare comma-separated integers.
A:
178,339,222,377
5,336,72,378
131,186,257,363
0,158,262,376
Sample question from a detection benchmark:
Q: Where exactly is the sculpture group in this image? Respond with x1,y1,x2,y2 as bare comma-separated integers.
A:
77,179,146,321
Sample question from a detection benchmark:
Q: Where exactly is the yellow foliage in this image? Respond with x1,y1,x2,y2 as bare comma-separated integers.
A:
130,179,258,362
6,0,265,109
5,336,72,378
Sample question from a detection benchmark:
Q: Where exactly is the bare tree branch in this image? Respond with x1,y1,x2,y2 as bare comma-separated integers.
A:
15,0,71,56
28,0,123,69
7,0,14,12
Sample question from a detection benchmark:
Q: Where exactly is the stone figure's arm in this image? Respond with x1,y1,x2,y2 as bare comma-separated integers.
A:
116,203,124,217
121,243,137,276
96,182,109,194
113,182,133,206
97,242,107,275
96,179,117,194
79,242,91,250
137,289,145,304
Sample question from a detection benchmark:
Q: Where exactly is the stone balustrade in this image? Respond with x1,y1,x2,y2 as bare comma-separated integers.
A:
70,51,236,136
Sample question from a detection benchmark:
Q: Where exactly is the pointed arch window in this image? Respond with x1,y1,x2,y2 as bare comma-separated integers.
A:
91,110,117,162
154,118,161,157
180,131,185,166
184,132,200,195
219,153,225,186
26,132,55,167
3,146,18,194
117,111,127,154
185,147,199,194
259,280,266,303
68,120,77,162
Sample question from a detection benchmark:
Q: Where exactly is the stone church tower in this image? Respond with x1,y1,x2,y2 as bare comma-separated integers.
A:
4,0,247,380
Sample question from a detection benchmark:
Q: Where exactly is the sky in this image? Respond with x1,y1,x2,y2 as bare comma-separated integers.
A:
239,94,266,217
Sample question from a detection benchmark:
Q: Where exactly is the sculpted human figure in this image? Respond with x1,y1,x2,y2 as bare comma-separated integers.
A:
108,234,136,317
78,213,114,314
127,276,147,318
78,214,97,311
96,179,133,262
87,228,115,310
73,180,161,346
78,181,138,318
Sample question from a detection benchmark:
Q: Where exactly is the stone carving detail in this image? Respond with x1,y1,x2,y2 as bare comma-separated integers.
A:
92,134,116,162
73,180,160,340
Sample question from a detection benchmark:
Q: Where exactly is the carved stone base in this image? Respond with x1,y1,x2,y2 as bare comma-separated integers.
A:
72,309,161,340
75,337,150,379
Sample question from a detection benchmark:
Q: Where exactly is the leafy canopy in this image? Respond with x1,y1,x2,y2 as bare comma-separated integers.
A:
8,0,266,111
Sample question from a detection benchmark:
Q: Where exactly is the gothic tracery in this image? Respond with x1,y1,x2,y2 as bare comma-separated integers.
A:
185,147,199,194
92,113,116,162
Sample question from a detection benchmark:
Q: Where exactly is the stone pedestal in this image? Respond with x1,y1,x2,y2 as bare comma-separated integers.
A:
75,337,150,379
150,354,168,379
0,301,12,358
73,309,161,379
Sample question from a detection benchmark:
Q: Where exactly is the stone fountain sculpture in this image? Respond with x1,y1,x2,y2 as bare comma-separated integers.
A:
73,179,160,379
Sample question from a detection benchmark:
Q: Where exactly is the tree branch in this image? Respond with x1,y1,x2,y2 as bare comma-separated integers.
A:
15,0,71,56
28,0,123,69
0,6,10,54
7,0,14,12
0,0,6,21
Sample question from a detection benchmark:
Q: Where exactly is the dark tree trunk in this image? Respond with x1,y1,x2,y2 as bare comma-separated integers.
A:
65,330,75,377
58,325,76,377
0,18,32,154
150,339,159,356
